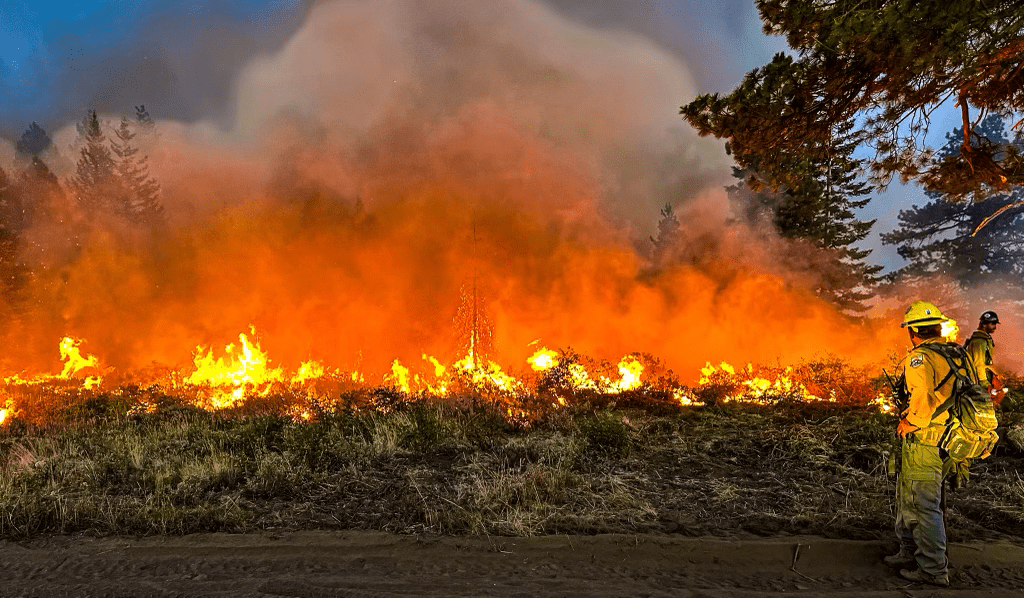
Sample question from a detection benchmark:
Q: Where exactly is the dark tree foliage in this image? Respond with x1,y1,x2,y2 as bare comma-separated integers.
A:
135,104,154,128
730,120,882,314
18,157,63,228
682,0,1024,204
112,117,164,225
15,122,52,158
649,203,681,267
882,114,1024,291
69,110,126,216
0,166,18,246
133,104,158,150
0,166,27,298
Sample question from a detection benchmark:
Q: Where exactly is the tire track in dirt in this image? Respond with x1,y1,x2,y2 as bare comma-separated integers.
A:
0,531,1022,597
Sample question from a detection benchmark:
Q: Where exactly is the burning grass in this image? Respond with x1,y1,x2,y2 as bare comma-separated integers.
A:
1,379,1023,542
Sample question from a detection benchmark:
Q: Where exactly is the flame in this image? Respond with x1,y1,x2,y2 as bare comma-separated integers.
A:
527,347,559,371
941,318,960,343
869,392,895,414
58,337,100,379
287,404,313,422
697,361,826,404
0,329,895,427
424,354,447,378
185,330,283,408
565,364,596,391
609,356,643,392
453,355,523,394
674,389,703,407
701,361,735,380
2,338,101,391
526,349,645,394
420,355,448,394
387,359,411,394
290,360,326,385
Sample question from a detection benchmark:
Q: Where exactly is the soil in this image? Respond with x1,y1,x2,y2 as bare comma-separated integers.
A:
1,531,1023,597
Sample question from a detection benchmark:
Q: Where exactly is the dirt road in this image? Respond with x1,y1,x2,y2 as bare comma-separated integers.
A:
1,531,1022,597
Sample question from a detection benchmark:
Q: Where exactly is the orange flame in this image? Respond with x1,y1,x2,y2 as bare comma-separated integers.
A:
527,347,559,371
607,356,644,392
58,337,100,379
941,318,960,343
387,359,411,394
185,329,283,408
0,328,893,427
698,361,828,404
290,360,326,385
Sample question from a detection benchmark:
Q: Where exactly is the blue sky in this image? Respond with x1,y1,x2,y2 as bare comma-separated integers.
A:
0,0,307,135
0,0,935,271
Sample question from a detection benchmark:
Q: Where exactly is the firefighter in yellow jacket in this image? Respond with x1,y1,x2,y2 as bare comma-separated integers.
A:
883,300,953,587
965,311,1000,398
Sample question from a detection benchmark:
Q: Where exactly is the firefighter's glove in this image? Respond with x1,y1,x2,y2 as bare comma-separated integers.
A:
896,419,919,439
942,457,970,490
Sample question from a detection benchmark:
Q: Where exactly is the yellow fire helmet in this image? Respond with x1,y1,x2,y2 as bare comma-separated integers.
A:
901,300,948,329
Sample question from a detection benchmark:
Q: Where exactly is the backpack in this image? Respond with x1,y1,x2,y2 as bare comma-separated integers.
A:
918,342,1000,460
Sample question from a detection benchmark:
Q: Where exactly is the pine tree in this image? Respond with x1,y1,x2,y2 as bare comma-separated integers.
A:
882,114,1024,293
15,122,53,158
682,0,1024,202
133,104,158,151
735,120,883,314
111,117,164,225
135,104,154,128
17,157,62,228
649,204,681,267
69,110,123,216
0,166,23,296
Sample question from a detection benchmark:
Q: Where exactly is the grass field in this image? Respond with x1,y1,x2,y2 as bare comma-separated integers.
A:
1,376,1023,542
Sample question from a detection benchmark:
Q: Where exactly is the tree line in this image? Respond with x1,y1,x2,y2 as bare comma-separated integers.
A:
658,0,1024,317
0,106,164,302
650,112,1023,317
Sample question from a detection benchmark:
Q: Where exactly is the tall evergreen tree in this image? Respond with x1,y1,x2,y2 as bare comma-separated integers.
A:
133,104,159,152
882,114,1024,292
649,203,681,268
15,122,53,158
69,110,124,217
0,166,24,296
682,0,1024,204
111,117,164,225
732,120,883,314
135,104,154,129
18,156,65,227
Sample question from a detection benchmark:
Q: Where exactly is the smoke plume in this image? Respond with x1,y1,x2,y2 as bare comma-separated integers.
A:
1,0,909,382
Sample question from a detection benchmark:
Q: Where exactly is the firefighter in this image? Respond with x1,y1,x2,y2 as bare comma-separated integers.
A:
883,300,952,587
964,311,999,393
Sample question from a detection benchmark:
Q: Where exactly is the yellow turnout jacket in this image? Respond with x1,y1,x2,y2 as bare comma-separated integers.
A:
964,330,995,385
897,338,956,445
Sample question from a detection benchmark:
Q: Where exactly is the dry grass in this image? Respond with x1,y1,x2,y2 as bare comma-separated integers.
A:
0,386,1022,542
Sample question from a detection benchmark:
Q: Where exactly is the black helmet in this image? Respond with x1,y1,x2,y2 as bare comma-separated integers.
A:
980,311,1000,325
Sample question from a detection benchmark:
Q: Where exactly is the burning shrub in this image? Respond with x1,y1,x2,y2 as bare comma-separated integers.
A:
790,357,881,405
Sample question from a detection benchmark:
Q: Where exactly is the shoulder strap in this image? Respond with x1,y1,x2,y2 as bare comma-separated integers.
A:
915,343,986,418
915,344,960,391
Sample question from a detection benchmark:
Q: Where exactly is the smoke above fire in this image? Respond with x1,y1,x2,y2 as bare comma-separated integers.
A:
1,0,908,383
